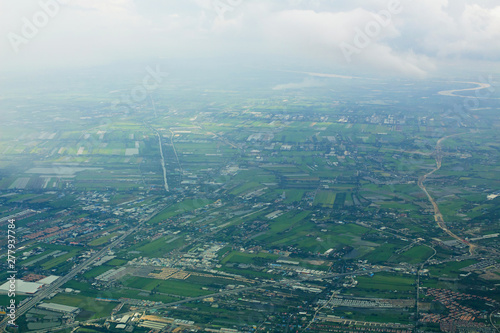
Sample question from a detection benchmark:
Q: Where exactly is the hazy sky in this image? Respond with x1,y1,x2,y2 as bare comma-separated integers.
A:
1,0,500,77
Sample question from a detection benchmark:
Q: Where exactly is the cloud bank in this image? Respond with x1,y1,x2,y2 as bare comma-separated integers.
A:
1,0,499,77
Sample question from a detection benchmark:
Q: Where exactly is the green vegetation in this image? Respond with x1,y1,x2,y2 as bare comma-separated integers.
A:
313,191,336,208
148,199,213,224
47,294,117,320
135,235,186,257
88,232,121,246
221,251,279,265
107,258,128,266
41,250,79,270
83,266,113,279
333,309,412,325
428,260,476,278
397,245,434,264
1,71,499,331
352,273,416,299
121,276,212,297
363,243,402,263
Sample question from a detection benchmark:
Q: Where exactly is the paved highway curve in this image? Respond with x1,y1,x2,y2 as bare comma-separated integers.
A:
417,134,476,255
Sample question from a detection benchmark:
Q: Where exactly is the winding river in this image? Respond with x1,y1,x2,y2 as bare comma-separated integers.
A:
438,81,492,97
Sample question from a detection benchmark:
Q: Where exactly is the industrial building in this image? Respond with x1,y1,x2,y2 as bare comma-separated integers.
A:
37,303,79,314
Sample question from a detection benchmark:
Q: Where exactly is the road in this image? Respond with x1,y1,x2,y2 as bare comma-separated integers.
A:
168,129,182,174
304,290,339,330
145,96,169,193
417,133,476,255
415,245,437,330
490,310,500,333
143,121,169,193
155,130,169,192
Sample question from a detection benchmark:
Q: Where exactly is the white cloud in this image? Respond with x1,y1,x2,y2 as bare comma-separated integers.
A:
260,8,430,76
0,0,499,77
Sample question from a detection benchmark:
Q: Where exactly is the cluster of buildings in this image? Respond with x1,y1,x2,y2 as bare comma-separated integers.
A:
0,275,59,295
128,243,225,271
0,208,40,226
438,320,495,333
110,313,196,332
77,192,159,220
24,302,80,331
267,262,326,278
311,324,413,333
37,302,79,314
17,214,123,247
24,223,78,241
180,244,226,269
422,288,497,324
459,259,499,272
316,315,414,332
328,297,394,309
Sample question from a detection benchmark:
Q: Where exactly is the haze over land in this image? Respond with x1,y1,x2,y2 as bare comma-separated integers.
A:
0,1,500,332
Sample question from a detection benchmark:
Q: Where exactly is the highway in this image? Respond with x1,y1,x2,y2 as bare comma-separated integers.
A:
417,133,476,255
415,245,437,330
143,120,169,193
147,95,170,192
155,130,169,192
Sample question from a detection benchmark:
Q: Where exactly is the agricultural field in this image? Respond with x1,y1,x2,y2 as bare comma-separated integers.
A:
353,273,416,298
0,65,499,332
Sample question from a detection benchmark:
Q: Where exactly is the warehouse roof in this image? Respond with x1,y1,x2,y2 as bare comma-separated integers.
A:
38,303,79,313
0,280,43,294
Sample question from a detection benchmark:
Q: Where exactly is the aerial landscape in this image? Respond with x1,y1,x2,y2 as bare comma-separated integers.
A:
0,1,499,332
